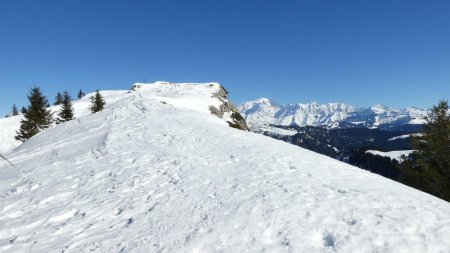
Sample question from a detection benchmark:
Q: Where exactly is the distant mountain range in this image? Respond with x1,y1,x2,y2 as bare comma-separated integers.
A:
239,98,428,130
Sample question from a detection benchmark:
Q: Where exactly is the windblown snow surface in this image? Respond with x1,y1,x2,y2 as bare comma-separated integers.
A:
0,82,449,253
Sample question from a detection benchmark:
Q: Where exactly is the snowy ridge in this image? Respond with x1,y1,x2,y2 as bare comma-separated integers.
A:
0,82,242,154
239,98,428,129
0,83,449,252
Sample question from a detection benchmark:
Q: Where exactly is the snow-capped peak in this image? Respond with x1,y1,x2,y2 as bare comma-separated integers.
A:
370,104,389,114
254,97,276,104
239,97,279,110
240,98,428,129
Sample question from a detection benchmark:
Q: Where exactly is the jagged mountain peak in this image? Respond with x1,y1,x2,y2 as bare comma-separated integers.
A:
240,99,428,128
296,101,355,111
254,97,276,104
240,97,280,109
370,104,389,113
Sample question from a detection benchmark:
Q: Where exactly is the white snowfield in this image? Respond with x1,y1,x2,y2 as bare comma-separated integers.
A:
258,126,298,136
366,150,414,161
0,82,449,253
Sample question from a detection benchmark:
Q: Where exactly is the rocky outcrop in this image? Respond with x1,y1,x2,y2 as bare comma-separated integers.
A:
131,82,249,131
209,86,249,131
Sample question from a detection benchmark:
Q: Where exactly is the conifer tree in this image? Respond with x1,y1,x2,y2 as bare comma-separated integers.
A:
15,87,54,141
21,106,27,114
56,91,75,124
400,100,450,201
77,89,86,99
54,92,63,105
89,90,106,113
12,104,19,116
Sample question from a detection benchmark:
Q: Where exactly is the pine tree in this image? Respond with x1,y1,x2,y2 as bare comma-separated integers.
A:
12,104,19,116
400,100,450,201
15,87,54,141
89,90,106,113
77,89,86,99
54,92,63,105
21,106,27,114
56,91,75,124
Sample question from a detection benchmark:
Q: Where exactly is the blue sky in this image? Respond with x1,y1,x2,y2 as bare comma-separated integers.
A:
1,0,449,116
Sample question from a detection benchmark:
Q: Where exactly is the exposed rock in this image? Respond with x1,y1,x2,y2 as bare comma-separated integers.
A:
131,84,142,91
130,82,248,131
209,86,249,131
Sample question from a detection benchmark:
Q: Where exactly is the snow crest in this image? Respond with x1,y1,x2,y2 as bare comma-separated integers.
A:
0,82,243,154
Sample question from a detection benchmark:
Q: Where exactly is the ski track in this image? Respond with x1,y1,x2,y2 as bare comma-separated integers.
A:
0,83,449,252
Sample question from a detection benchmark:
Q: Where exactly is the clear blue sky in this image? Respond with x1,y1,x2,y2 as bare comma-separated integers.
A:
1,0,449,116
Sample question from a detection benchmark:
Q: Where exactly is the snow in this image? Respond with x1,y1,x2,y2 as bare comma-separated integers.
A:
366,150,414,161
239,99,356,128
388,133,422,141
239,98,428,129
238,98,281,128
388,134,410,141
1,82,449,252
408,118,427,124
0,89,143,154
259,126,298,136
0,116,21,154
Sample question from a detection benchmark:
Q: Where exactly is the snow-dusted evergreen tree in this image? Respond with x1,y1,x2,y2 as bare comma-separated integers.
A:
15,87,54,141
56,91,75,124
54,92,63,105
401,100,450,201
77,89,86,100
89,90,106,113
12,104,19,116
21,106,27,114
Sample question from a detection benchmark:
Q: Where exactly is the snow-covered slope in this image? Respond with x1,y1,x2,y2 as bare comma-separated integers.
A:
239,98,428,129
0,82,246,154
366,150,414,161
0,90,130,154
0,116,22,154
1,83,449,252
